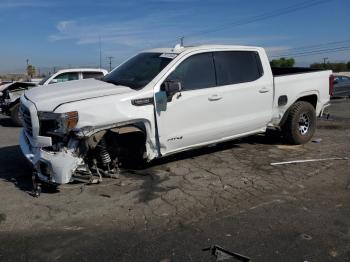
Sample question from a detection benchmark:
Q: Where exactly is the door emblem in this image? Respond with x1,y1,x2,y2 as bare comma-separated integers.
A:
167,136,183,142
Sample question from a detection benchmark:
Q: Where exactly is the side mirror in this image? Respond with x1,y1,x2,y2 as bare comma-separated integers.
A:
162,80,182,99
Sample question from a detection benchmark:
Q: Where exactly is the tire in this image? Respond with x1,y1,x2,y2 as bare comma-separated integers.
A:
282,101,316,145
10,103,23,127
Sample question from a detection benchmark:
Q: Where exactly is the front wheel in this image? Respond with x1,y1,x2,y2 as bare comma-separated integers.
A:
282,101,316,145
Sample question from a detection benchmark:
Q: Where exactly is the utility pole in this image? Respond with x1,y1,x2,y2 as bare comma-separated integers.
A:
107,56,114,72
322,57,328,65
26,59,29,75
180,36,184,46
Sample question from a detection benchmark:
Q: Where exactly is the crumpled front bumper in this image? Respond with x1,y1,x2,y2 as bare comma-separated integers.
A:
19,130,82,184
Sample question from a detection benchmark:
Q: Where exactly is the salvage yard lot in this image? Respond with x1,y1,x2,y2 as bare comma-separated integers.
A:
0,99,350,261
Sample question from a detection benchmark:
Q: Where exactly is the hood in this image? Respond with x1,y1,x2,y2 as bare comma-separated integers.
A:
0,82,36,93
25,78,134,111
0,82,13,92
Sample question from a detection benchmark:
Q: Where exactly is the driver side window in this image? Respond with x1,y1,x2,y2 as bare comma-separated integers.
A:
167,52,216,91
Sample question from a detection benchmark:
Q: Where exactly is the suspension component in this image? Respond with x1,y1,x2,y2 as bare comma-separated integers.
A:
96,138,111,166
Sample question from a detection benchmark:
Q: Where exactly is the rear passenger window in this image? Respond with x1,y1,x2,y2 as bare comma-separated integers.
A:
167,52,216,90
214,51,263,86
83,72,104,79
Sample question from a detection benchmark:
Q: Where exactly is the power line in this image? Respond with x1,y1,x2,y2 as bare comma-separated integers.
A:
160,0,332,47
187,0,331,39
271,45,350,58
272,39,350,55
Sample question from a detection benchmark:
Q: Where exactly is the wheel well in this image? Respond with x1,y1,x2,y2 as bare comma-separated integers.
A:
279,95,318,127
86,124,148,168
296,94,318,109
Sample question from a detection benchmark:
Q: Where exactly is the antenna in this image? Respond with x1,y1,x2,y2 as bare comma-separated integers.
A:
99,36,102,69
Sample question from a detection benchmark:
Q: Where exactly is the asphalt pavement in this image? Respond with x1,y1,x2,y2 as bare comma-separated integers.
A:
0,99,349,262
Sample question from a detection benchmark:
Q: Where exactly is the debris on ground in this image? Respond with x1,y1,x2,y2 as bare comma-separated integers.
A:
312,138,322,143
300,233,312,240
271,157,349,166
203,245,251,261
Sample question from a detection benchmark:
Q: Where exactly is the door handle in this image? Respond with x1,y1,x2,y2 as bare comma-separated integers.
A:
259,87,270,93
208,94,222,101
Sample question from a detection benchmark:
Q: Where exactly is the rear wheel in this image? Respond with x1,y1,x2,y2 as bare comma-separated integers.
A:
282,101,316,145
10,103,23,127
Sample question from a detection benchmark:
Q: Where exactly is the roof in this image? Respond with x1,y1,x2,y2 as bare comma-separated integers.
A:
145,44,263,54
55,68,108,74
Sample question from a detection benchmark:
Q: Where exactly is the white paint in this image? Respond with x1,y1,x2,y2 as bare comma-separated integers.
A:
19,44,332,184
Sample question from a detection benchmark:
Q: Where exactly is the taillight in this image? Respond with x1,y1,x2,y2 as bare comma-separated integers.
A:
329,75,335,97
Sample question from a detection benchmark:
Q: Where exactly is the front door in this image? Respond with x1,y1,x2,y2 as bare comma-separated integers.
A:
155,52,225,155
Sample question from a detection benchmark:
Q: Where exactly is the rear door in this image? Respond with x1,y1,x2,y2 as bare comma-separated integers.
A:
212,51,273,135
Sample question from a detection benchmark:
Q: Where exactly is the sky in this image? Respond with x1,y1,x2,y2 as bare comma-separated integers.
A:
0,0,349,74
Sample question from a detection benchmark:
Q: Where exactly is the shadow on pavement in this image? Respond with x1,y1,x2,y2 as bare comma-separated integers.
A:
0,116,17,127
151,129,284,167
0,145,59,195
0,131,285,198
132,131,284,203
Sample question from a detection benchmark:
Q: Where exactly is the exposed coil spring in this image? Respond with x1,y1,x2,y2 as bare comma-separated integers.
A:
97,138,111,165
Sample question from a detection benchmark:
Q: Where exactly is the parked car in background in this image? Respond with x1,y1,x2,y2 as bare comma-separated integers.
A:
0,68,108,126
37,68,108,86
333,75,350,98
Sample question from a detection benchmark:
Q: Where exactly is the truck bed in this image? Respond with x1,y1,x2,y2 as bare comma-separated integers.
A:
271,67,324,77
271,68,332,124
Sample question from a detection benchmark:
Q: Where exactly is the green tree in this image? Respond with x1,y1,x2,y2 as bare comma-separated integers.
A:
310,62,348,72
347,61,350,70
26,64,36,78
270,57,295,68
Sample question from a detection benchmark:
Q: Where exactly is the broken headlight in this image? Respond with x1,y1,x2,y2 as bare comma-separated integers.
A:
38,111,79,136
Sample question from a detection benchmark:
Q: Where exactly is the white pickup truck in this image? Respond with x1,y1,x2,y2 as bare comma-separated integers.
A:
0,68,108,126
19,45,332,185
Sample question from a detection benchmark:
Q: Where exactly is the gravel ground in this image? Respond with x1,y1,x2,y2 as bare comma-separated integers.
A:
0,99,349,261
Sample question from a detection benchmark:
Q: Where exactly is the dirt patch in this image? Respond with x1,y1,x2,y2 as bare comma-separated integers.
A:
0,213,6,224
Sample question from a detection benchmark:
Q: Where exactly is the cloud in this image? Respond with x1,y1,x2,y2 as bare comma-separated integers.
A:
0,0,54,8
49,13,291,55
49,11,196,49
265,46,292,57
57,20,75,31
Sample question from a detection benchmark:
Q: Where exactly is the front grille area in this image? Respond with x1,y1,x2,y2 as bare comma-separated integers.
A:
20,103,33,136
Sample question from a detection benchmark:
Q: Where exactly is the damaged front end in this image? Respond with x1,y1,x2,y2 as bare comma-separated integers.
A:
0,82,36,114
20,97,148,185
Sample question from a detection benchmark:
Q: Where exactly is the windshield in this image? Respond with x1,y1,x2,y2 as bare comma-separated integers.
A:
38,74,52,85
101,52,174,90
